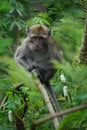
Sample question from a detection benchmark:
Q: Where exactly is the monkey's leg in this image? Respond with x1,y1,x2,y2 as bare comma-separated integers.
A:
45,81,64,122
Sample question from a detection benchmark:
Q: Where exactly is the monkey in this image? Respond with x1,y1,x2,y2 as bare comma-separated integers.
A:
15,24,63,121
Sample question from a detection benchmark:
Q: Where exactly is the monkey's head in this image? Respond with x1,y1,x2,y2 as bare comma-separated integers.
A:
26,24,51,51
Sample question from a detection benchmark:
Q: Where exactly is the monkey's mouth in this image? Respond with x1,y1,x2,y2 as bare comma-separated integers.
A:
34,46,42,51
34,48,42,52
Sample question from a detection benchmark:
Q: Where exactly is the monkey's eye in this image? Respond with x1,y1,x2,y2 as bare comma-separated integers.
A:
33,36,37,39
39,36,45,40
30,36,45,43
30,37,36,43
31,37,37,40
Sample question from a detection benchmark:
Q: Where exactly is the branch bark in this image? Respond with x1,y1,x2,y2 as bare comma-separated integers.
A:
15,112,26,130
14,83,24,90
79,15,87,64
0,96,8,109
31,79,59,130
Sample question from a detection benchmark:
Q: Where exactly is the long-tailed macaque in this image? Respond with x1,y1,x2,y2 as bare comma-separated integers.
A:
15,24,63,121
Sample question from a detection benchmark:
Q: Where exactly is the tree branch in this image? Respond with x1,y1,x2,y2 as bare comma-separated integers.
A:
32,79,59,129
31,104,87,130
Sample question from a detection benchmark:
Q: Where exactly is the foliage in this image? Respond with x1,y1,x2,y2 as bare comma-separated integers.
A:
58,110,87,130
26,13,51,26
0,57,51,129
51,59,87,129
0,0,87,130
0,37,13,55
52,17,83,61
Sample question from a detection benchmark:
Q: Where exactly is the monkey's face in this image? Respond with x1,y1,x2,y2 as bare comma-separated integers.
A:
26,24,51,51
29,36,48,51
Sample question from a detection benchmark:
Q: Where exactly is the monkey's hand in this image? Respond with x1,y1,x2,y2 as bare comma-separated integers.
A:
27,62,36,72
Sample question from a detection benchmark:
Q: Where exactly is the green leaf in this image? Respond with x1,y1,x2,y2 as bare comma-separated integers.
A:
0,125,13,130
0,38,13,50
0,1,11,11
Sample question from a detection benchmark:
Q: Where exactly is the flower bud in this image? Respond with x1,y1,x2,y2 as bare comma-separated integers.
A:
60,74,66,82
63,86,68,97
8,110,13,122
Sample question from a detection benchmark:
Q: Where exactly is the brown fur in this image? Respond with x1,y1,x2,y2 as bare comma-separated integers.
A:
29,24,49,35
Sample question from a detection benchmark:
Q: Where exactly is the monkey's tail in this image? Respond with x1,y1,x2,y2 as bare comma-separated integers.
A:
45,81,64,122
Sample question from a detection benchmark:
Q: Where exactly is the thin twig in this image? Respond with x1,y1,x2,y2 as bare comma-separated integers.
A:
14,83,24,90
0,83,24,109
0,96,8,109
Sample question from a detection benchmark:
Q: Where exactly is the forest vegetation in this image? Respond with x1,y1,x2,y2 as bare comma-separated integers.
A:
0,0,87,130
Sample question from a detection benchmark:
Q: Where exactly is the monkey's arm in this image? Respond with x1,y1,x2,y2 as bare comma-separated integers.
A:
15,45,35,71
15,46,49,72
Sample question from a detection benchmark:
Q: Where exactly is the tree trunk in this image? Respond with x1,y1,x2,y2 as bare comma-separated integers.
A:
79,15,87,64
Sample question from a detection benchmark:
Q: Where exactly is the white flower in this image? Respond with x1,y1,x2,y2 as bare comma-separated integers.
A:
8,110,13,122
60,74,66,82
63,86,68,97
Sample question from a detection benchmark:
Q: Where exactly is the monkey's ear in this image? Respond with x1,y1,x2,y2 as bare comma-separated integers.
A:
26,26,29,35
48,29,51,36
